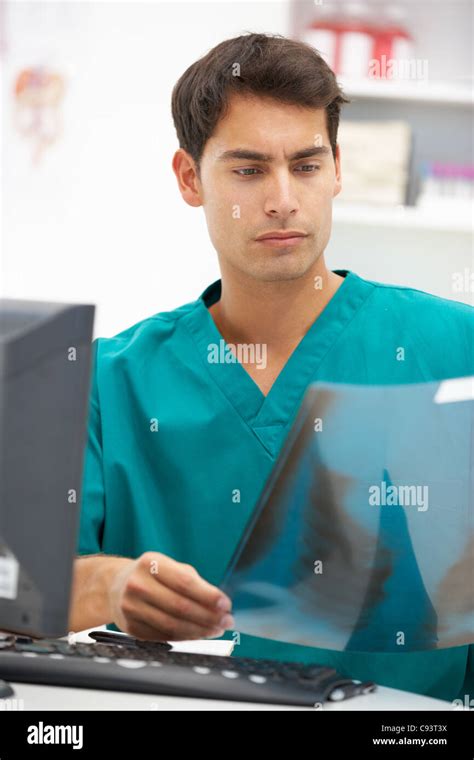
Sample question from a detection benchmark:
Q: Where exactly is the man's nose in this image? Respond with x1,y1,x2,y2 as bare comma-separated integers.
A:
263,172,300,218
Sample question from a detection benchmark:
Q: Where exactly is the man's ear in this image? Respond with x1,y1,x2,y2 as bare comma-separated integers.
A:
333,143,342,198
171,149,203,208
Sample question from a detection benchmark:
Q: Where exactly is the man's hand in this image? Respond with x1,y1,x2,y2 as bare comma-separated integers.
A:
107,551,234,641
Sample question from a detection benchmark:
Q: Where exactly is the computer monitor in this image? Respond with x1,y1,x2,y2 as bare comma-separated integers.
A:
0,299,95,638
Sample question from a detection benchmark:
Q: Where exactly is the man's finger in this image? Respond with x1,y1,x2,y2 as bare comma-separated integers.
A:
127,599,229,642
135,573,234,631
140,553,232,611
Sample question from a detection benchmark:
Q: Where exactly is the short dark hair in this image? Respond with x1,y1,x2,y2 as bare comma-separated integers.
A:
171,32,350,177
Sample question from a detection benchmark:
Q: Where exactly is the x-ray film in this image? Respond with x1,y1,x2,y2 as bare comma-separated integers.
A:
221,377,474,652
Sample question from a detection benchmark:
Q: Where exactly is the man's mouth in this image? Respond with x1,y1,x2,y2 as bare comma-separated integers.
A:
255,230,308,248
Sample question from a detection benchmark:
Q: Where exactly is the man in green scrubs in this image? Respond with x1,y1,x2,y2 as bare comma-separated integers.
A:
72,33,473,702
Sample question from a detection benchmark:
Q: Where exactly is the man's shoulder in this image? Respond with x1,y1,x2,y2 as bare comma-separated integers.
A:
92,294,201,359
362,274,473,327
357,275,473,376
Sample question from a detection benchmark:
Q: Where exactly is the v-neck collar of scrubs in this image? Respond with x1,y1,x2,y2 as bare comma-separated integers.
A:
182,269,374,456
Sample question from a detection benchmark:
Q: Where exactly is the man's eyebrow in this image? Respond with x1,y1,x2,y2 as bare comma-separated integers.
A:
216,145,331,162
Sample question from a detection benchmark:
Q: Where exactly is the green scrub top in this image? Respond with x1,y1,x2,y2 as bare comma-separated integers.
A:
78,269,474,702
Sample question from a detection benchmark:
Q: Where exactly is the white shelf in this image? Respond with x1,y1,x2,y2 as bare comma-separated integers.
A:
333,203,473,233
338,77,474,107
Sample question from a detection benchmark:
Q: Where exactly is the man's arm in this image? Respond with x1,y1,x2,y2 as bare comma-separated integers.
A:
68,552,234,640
69,554,132,632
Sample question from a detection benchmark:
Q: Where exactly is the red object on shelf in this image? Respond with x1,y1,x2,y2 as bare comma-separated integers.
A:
303,3,414,79
303,3,377,77
370,6,414,78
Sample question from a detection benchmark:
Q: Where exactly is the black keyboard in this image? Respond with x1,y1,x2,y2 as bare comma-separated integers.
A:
0,632,376,708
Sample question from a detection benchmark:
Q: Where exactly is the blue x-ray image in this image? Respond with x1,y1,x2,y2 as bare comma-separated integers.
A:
221,377,474,653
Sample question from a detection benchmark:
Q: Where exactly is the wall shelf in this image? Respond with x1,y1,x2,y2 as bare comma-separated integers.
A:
337,77,473,107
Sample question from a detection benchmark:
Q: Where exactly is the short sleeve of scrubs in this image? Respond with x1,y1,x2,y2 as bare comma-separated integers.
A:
78,338,105,556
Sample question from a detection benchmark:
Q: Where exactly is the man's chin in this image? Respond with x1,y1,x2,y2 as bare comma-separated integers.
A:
246,254,320,283
245,269,314,284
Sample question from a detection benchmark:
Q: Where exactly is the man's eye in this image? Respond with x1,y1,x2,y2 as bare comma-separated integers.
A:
294,164,321,173
233,165,321,177
234,167,260,176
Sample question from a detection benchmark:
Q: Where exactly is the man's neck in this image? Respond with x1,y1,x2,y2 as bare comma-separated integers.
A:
208,261,345,353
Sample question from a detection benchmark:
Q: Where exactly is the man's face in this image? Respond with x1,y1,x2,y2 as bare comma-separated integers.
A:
175,93,341,282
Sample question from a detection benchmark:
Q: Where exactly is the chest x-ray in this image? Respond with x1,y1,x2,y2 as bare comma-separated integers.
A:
221,377,474,653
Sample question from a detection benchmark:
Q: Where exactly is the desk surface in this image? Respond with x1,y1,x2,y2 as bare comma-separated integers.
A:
6,680,451,711
2,628,452,711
